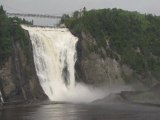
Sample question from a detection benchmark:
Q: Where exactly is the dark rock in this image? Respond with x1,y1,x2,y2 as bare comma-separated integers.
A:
74,31,145,89
93,93,127,104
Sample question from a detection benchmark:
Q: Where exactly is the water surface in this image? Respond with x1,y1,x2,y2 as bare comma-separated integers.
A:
0,103,160,120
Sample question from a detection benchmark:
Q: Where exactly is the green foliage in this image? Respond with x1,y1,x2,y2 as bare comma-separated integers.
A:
0,6,12,65
60,14,70,24
63,8,160,79
0,5,32,66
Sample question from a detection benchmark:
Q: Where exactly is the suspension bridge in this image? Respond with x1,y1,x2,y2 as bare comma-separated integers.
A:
7,12,62,19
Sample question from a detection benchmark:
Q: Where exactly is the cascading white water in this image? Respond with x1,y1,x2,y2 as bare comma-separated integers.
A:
0,90,4,103
22,25,105,103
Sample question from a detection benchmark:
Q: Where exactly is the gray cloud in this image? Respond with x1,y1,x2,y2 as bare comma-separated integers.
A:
0,0,160,26
0,0,160,15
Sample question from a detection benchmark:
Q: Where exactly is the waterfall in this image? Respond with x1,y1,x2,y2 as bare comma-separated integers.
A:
0,90,4,103
22,25,105,103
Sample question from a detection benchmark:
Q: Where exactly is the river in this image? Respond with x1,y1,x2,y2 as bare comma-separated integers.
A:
0,103,160,120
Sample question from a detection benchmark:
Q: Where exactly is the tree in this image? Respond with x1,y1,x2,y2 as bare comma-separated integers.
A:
60,14,70,24
0,5,5,14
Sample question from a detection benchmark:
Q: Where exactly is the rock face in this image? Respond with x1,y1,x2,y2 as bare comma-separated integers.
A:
75,31,147,89
0,30,48,103
75,31,122,86
74,30,160,104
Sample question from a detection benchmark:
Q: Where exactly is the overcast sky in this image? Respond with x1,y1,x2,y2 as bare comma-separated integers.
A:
1,0,160,15
1,0,160,26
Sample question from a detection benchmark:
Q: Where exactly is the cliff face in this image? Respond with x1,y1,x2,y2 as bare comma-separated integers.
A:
0,30,48,103
75,31,149,90
64,9,160,91
75,31,122,85
74,30,160,104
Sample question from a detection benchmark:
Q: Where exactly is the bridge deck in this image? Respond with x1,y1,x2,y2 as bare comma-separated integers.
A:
7,13,62,19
